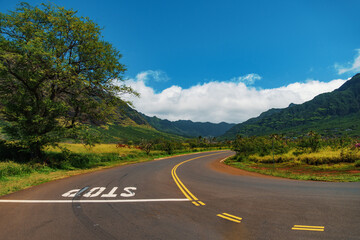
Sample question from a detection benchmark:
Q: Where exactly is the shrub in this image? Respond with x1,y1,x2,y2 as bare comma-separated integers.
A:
297,131,322,153
355,160,360,168
0,161,33,178
161,140,175,155
232,135,290,158
340,150,357,163
0,140,32,162
69,154,91,168
235,155,246,162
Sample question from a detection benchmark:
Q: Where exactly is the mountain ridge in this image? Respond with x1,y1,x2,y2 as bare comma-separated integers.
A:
221,73,360,139
142,114,235,138
94,104,236,142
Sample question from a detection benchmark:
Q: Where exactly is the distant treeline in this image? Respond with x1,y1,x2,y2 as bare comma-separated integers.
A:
231,132,360,165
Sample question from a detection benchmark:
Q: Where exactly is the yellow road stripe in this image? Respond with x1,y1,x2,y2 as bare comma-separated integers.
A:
292,225,324,231
217,214,241,223
172,165,199,201
171,152,226,204
292,228,324,232
192,201,200,206
222,213,242,221
171,168,192,200
293,225,324,229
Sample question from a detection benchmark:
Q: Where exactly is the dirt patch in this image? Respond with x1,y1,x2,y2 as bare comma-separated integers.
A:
209,158,285,180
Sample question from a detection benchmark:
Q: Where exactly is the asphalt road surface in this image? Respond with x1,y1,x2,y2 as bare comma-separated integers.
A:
0,151,359,240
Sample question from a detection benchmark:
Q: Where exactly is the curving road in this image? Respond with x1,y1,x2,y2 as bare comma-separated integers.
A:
0,151,359,240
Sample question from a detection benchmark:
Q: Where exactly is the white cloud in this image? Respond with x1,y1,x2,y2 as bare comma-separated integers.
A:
230,73,262,85
335,49,360,75
135,70,170,83
123,73,346,124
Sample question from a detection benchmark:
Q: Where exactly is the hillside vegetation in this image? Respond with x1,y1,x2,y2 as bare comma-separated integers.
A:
222,73,360,139
228,134,360,181
142,115,235,137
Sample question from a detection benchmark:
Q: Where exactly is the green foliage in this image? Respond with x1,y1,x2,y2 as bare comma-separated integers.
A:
42,151,121,169
139,140,153,155
222,73,360,139
143,115,235,138
297,131,322,153
339,149,358,163
94,124,185,143
0,2,137,160
0,140,31,161
226,158,360,182
159,140,175,155
0,161,33,178
231,135,290,159
230,133,360,166
355,160,360,168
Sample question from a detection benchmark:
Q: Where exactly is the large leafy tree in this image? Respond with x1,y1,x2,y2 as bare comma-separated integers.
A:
0,2,137,159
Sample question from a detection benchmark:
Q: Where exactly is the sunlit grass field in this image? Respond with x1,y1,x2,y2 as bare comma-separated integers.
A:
0,143,221,196
248,147,358,163
47,143,143,154
226,147,360,182
1,144,156,196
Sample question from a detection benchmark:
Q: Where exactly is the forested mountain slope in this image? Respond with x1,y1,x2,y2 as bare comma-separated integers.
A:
142,115,235,138
221,73,360,139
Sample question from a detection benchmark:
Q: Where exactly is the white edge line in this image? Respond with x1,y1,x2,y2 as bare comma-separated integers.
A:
0,198,190,203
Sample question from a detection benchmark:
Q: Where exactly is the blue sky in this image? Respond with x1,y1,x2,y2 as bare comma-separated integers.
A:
1,0,360,123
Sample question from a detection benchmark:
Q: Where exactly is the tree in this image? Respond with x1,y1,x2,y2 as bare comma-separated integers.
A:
0,3,137,160
161,140,174,155
139,140,153,155
297,131,321,153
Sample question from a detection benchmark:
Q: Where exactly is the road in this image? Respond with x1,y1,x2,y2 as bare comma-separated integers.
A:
0,151,359,239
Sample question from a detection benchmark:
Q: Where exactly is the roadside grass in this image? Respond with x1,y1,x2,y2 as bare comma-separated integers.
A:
0,156,152,197
0,143,225,196
225,147,360,182
47,143,143,154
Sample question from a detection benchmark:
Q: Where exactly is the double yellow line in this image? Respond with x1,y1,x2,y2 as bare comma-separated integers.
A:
171,152,224,207
292,225,325,232
217,213,242,223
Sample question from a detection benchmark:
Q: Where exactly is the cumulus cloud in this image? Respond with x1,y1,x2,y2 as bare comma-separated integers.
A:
335,49,360,75
123,74,346,124
230,73,262,85
135,70,170,83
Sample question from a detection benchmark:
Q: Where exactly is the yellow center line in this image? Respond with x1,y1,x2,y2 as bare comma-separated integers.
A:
171,168,192,200
171,152,226,206
192,201,200,206
292,228,324,232
292,225,325,231
216,214,241,223
293,225,324,229
172,164,198,201
221,213,242,221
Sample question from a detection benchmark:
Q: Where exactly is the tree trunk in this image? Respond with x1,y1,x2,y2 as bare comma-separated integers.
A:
30,144,43,161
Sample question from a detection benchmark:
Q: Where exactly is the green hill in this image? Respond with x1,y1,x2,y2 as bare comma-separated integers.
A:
94,124,185,143
0,100,233,143
88,104,235,143
221,73,360,139
98,105,235,142
91,104,185,143
142,115,235,138
0,103,184,143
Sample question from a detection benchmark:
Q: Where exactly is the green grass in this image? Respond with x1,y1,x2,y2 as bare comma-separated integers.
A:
94,124,186,143
0,154,152,196
225,148,360,182
0,144,225,196
47,143,144,154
